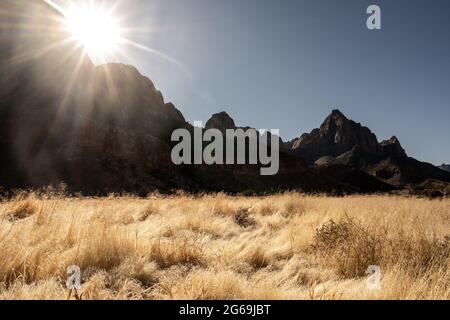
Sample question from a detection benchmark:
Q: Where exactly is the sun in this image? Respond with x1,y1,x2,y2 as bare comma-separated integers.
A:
64,3,122,59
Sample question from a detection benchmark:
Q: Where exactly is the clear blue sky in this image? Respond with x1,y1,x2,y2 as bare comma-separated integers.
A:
56,0,450,165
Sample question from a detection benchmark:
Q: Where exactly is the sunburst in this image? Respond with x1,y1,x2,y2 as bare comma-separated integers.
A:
61,1,123,63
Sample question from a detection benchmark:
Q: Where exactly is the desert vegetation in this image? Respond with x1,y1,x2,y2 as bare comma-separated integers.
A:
0,191,448,300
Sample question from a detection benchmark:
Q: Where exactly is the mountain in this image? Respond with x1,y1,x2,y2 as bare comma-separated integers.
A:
439,164,450,173
205,112,236,132
289,110,450,187
0,0,348,195
199,111,351,193
290,109,406,163
291,110,384,163
1,0,194,194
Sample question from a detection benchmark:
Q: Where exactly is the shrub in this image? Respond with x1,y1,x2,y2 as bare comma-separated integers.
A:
234,208,256,228
313,217,381,278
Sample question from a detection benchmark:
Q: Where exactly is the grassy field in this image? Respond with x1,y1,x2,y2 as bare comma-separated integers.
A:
0,192,448,300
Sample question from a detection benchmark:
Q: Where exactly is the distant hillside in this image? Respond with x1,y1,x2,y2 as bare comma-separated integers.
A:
439,164,450,173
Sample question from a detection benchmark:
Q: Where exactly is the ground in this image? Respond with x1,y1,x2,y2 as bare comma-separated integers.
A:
0,192,448,300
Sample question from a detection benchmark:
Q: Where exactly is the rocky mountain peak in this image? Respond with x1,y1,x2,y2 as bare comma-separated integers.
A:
205,111,236,132
291,109,381,163
329,109,348,119
381,136,407,158
320,109,349,131
385,136,400,144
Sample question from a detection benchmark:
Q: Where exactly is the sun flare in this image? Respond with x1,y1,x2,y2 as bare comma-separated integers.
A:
65,3,122,59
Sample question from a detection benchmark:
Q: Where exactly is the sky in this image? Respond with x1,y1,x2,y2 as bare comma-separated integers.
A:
55,0,450,165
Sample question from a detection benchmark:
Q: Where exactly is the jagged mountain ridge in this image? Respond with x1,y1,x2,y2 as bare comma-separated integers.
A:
290,109,407,163
288,109,450,186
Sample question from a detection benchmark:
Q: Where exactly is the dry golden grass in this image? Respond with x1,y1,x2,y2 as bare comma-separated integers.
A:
0,192,448,300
